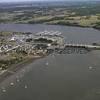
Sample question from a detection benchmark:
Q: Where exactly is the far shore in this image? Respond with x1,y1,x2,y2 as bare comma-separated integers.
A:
44,23,100,31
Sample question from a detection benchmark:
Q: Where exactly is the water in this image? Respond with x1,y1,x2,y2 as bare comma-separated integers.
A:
0,24,100,100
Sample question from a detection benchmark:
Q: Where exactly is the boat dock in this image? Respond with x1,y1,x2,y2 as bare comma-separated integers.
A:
65,43,100,50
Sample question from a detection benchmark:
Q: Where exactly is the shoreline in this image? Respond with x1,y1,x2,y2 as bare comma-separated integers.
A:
0,23,99,32
13,22,100,31
45,23,100,31
0,55,45,84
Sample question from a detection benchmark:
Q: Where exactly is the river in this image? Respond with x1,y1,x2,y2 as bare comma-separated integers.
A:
0,24,100,100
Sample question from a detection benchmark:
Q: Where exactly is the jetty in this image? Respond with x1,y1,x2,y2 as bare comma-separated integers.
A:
65,43,100,50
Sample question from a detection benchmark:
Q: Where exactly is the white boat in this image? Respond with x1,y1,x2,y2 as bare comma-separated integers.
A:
25,85,28,89
10,82,14,86
46,62,49,66
89,66,93,70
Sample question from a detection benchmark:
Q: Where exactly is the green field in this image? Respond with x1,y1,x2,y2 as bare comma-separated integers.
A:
0,2,100,29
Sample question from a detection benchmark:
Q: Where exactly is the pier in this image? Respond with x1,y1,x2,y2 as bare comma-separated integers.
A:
65,43,100,50
47,43,100,54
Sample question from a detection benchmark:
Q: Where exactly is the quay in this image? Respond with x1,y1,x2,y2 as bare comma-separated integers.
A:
64,43,100,50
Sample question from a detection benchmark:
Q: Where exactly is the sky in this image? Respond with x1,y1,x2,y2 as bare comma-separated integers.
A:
0,0,97,2
0,0,99,3
0,0,62,2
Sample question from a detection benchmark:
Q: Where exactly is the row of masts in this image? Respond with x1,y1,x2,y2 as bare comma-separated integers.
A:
36,30,62,36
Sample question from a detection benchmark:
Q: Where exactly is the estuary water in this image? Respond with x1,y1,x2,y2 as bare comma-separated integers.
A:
0,24,100,100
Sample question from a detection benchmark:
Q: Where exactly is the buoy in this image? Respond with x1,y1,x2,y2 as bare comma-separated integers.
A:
16,79,20,82
2,89,6,93
52,54,55,57
89,66,92,70
16,76,19,79
1,87,6,93
46,62,49,66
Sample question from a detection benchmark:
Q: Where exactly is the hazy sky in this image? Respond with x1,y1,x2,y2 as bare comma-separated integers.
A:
0,0,63,2
0,0,96,2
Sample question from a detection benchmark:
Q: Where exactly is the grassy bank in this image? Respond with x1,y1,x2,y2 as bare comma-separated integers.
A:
0,55,44,83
